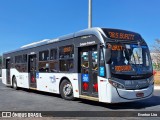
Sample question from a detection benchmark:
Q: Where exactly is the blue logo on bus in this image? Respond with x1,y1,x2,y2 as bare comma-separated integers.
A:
36,72,39,78
100,67,105,77
82,74,89,82
50,75,56,83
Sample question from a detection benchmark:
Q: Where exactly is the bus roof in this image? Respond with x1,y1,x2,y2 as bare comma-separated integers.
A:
3,27,143,55
3,27,106,54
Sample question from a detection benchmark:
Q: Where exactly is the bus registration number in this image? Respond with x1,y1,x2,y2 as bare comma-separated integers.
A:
136,92,144,97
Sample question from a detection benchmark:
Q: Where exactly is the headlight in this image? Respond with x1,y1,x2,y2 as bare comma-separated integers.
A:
108,79,125,89
147,76,154,85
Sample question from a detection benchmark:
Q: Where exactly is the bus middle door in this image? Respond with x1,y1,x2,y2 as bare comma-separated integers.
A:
80,45,98,97
28,55,37,89
6,59,11,84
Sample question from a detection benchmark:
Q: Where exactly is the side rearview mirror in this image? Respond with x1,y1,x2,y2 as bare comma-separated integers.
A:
105,48,111,64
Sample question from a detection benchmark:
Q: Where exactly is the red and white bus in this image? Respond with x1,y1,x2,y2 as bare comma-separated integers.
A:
2,27,154,103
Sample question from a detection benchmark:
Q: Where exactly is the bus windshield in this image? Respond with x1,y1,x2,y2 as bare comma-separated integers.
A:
108,43,152,77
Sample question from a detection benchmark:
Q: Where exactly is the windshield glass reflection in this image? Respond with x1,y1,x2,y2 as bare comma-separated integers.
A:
108,43,152,75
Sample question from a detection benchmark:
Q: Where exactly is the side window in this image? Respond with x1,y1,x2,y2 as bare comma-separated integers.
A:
15,54,27,72
15,55,22,63
59,45,74,59
50,61,58,72
38,62,49,72
39,50,49,72
59,45,74,72
60,59,74,72
50,48,58,72
39,50,49,61
50,49,57,60
23,54,27,63
3,58,6,69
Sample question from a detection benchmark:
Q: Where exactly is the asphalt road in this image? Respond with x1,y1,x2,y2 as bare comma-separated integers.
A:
0,79,160,119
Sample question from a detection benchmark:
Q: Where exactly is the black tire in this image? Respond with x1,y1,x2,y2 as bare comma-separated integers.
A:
12,77,18,90
60,79,74,100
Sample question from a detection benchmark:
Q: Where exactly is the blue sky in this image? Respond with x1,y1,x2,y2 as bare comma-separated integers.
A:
0,0,160,54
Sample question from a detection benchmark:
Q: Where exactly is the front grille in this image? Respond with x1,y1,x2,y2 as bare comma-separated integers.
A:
125,85,149,90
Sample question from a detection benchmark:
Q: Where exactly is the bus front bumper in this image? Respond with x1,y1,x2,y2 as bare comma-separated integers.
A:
108,84,154,103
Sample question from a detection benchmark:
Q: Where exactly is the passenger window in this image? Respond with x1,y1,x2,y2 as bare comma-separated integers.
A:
59,45,74,72
50,49,57,60
39,50,49,72
50,61,58,72
38,61,49,72
15,54,27,72
59,45,74,59
60,59,74,72
39,50,49,61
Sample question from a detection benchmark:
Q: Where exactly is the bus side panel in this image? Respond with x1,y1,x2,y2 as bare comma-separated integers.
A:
2,69,7,85
98,76,129,103
36,73,59,93
36,73,79,97
98,76,112,103
70,73,79,98
10,69,29,88
18,73,29,89
10,69,20,87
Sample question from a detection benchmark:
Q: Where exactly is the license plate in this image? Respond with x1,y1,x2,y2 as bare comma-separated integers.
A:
136,92,144,97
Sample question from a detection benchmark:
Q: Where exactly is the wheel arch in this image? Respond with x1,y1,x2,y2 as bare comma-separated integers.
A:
12,75,16,85
59,77,71,91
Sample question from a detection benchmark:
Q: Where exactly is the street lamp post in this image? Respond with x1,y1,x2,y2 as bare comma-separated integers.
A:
88,0,92,29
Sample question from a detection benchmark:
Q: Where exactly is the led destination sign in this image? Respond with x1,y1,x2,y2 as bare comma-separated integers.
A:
111,44,123,51
102,28,142,41
63,46,72,53
108,32,135,40
115,65,132,72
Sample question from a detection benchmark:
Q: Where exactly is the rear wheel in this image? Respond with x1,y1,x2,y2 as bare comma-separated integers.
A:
12,77,18,90
60,79,74,100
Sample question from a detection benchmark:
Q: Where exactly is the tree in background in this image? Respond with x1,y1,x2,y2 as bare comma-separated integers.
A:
151,39,160,70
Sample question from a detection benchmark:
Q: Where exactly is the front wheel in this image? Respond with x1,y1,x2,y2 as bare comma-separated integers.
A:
60,80,74,100
12,77,18,90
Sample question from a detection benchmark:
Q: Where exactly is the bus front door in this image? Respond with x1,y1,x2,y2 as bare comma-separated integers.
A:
28,55,37,89
79,45,98,97
6,59,11,84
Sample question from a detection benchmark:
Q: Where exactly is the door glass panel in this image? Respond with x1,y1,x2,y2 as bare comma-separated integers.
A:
80,46,98,97
92,51,98,93
81,52,89,68
29,55,37,88
81,51,89,92
6,59,11,84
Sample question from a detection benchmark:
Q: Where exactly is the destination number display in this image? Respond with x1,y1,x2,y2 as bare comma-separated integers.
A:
102,28,142,41
108,32,135,40
63,46,72,53
107,44,124,51
115,65,132,72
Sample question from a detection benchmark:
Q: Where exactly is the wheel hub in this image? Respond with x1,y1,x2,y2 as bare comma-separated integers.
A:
63,84,72,96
